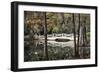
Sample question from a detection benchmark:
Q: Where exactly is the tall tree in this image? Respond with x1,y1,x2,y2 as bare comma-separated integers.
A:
77,14,81,58
83,17,87,46
41,12,49,60
72,13,79,58
61,13,65,33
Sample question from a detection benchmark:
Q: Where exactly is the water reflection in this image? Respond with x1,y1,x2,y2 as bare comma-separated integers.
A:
24,40,90,62
24,40,45,61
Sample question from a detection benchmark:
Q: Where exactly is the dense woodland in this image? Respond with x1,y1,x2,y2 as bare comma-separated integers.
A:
24,11,90,34
24,11,90,61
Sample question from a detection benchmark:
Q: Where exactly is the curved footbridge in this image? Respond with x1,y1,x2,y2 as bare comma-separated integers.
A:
40,34,77,41
39,34,77,48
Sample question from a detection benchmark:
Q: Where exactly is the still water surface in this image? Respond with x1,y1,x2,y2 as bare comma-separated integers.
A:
24,40,90,62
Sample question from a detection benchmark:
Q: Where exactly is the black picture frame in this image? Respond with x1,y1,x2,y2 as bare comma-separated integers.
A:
11,1,98,72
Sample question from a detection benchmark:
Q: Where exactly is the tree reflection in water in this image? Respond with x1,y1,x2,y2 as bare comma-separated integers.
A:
24,40,90,62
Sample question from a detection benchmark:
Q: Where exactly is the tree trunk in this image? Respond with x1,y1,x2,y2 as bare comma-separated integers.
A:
77,14,81,57
61,13,65,33
41,12,49,60
72,14,79,58
81,17,87,47
83,24,87,46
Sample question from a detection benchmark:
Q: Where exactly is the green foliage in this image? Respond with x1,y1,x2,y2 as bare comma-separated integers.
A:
52,26,59,33
24,11,90,35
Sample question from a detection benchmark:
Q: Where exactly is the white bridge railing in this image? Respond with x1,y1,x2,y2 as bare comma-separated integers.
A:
47,33,74,37
38,33,78,41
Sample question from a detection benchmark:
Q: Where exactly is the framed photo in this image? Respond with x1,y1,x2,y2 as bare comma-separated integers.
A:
11,1,97,71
